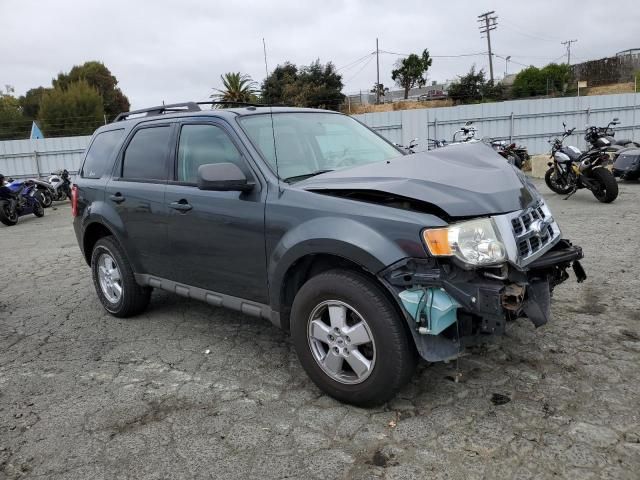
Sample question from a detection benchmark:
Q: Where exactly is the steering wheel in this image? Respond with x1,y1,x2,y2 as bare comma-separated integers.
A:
334,156,359,168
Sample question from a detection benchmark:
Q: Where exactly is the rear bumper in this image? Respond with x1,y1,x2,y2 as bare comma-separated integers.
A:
380,239,585,362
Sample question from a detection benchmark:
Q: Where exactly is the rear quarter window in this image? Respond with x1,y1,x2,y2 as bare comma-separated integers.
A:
81,129,125,179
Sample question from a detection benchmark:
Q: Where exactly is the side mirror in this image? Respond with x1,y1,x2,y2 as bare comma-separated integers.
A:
613,117,619,123
197,163,254,192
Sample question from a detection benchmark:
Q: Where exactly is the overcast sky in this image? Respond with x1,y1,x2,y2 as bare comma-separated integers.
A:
1,0,638,109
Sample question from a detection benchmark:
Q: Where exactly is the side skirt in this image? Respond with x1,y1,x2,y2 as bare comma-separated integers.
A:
134,274,282,329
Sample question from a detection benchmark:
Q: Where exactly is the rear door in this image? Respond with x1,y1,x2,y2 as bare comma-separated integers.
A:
105,122,175,277
165,120,268,303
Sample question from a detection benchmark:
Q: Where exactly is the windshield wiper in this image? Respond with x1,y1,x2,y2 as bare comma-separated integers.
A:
283,169,334,183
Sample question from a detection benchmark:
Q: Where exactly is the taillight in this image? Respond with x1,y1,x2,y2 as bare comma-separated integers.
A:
71,185,79,217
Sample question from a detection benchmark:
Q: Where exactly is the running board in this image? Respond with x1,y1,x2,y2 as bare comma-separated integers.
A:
134,274,281,328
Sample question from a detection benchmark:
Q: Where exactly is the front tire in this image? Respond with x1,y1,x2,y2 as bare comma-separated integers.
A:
33,201,44,217
290,270,416,406
90,236,151,317
0,200,18,226
591,167,618,203
545,167,573,194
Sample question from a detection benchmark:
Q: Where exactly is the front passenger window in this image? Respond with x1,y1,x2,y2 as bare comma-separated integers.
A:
177,124,243,183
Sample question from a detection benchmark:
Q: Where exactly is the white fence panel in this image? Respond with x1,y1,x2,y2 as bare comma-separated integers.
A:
354,93,640,155
0,136,91,178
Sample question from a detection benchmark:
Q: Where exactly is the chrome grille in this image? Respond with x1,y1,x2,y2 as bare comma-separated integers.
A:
510,201,560,263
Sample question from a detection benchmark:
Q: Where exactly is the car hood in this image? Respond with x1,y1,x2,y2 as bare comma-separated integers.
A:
298,142,538,218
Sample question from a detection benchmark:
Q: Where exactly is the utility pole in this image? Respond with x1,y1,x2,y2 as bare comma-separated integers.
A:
478,11,498,84
561,39,577,65
375,38,380,105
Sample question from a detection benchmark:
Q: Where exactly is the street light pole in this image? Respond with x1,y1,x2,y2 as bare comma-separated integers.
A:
376,38,380,105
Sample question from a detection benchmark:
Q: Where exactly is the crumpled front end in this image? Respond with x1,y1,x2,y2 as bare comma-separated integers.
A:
379,199,586,363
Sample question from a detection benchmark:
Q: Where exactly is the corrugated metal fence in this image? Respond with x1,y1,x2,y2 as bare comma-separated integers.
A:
354,92,640,155
1,92,639,177
0,136,91,179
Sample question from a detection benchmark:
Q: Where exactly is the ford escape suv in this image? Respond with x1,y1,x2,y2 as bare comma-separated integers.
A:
72,102,586,406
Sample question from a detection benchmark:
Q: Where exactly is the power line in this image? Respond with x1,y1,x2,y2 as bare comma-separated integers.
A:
344,54,375,84
380,50,487,58
336,52,375,72
478,11,498,84
500,21,558,43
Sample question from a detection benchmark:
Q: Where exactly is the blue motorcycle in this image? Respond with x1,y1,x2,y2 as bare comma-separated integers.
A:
0,176,45,226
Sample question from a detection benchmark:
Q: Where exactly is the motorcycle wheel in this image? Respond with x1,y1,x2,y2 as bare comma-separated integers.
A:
590,168,618,203
38,190,53,208
33,201,45,217
0,200,19,226
511,153,523,169
545,167,573,194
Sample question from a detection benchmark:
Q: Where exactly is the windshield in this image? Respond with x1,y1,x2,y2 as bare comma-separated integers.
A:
238,112,401,182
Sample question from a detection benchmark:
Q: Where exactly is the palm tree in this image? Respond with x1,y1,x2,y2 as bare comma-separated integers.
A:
211,72,258,106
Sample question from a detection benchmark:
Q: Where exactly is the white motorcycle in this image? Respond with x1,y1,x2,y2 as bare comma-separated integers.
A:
48,169,72,201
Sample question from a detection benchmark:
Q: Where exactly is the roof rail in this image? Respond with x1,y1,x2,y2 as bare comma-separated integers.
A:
196,101,286,108
113,102,202,122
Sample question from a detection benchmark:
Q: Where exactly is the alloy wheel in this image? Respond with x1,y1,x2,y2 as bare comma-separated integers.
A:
97,252,123,304
307,300,376,385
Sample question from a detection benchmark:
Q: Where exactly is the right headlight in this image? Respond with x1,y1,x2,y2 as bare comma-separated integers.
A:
422,217,506,266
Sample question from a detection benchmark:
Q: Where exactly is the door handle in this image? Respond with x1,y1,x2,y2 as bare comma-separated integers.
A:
169,200,192,212
109,193,125,203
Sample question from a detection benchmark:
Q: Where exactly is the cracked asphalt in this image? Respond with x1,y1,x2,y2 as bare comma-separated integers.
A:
1,179,639,479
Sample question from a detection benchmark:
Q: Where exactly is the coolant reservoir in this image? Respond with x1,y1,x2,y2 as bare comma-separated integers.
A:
399,288,460,335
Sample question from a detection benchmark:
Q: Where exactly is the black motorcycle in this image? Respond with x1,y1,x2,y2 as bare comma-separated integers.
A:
544,123,618,203
584,118,640,181
489,139,525,169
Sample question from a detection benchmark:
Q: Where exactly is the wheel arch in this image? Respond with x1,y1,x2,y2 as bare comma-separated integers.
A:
82,221,115,265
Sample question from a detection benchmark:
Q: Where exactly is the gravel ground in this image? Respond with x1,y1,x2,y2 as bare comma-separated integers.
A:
1,179,639,480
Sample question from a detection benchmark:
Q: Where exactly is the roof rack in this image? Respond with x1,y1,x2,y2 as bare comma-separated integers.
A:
113,101,288,122
197,101,264,108
114,102,201,122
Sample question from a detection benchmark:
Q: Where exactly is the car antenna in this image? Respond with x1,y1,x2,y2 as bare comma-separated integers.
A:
263,38,282,195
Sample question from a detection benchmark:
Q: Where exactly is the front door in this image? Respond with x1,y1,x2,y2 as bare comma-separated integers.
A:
165,121,268,304
105,123,174,278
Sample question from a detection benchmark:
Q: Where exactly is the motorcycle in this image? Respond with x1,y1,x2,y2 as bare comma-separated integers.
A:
48,169,72,201
394,138,418,153
29,179,55,208
489,139,524,169
451,121,480,144
0,175,45,226
544,123,618,203
584,118,640,181
427,138,448,149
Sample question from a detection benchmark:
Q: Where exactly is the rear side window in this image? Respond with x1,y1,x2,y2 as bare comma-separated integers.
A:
122,126,172,181
81,129,124,179
177,124,243,183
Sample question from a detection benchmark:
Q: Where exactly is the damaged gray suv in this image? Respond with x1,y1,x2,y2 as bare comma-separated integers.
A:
72,103,585,406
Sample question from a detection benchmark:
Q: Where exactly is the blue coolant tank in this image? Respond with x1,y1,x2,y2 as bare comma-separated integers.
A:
398,288,460,335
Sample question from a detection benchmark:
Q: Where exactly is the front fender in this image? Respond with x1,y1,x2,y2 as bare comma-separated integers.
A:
268,216,409,308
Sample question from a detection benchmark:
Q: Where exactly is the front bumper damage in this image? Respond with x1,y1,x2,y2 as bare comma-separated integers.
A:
379,239,586,362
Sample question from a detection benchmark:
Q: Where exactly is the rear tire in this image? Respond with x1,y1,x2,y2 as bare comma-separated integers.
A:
591,167,618,203
38,190,53,208
90,236,151,317
545,167,573,194
0,200,18,226
290,269,417,407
